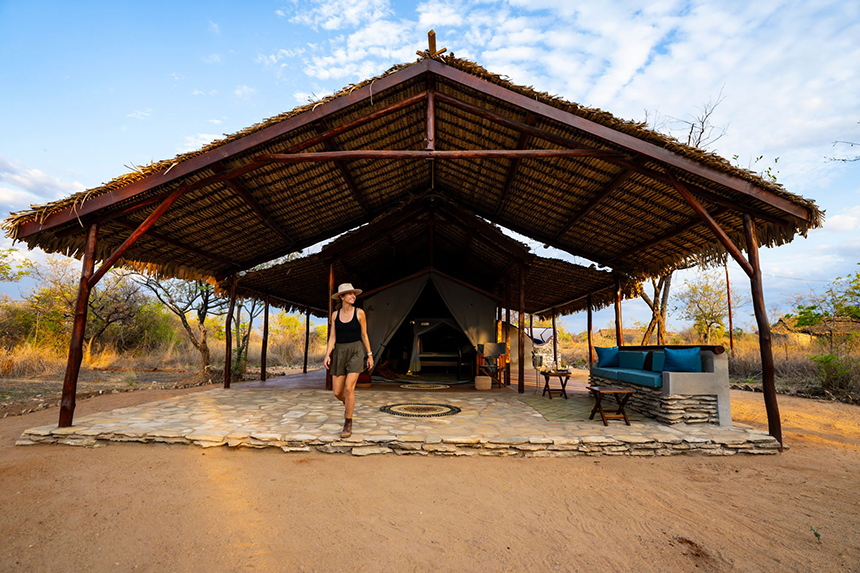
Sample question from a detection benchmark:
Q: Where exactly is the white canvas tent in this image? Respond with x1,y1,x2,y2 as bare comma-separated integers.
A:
363,271,497,373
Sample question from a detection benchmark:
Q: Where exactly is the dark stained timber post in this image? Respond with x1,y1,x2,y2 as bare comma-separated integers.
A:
725,261,735,351
224,276,237,388
261,295,269,381
58,223,98,427
587,294,595,367
303,308,310,374
744,214,783,449
518,264,525,394
326,262,334,391
505,279,511,386
615,276,624,347
552,312,558,368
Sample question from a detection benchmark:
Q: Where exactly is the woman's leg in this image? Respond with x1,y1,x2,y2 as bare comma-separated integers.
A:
332,375,347,402
343,372,360,419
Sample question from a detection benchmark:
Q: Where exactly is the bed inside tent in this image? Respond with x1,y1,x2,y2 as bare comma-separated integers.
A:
364,272,497,382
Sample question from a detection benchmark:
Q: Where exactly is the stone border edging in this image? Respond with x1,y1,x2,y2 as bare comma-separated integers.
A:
16,428,781,457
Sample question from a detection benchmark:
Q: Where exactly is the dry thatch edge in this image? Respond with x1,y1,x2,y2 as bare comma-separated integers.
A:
3,53,821,239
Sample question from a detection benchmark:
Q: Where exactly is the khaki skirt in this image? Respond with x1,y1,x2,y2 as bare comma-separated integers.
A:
331,341,366,376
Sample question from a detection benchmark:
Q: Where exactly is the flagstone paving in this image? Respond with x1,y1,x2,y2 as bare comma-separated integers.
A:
17,387,781,456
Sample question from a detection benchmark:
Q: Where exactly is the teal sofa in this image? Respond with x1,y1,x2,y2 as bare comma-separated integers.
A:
589,346,730,427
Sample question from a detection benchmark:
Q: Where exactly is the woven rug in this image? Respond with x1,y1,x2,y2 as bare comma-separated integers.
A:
379,403,462,418
399,384,451,390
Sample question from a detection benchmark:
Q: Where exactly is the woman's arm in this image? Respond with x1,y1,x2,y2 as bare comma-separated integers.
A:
358,309,374,371
323,312,337,369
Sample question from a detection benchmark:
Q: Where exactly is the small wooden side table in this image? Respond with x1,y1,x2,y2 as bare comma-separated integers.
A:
541,371,571,399
587,386,635,426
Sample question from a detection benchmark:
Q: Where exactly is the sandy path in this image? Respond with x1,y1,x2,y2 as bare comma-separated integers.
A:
0,387,857,572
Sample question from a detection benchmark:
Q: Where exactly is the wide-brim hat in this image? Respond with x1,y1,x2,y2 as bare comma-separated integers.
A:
332,283,363,299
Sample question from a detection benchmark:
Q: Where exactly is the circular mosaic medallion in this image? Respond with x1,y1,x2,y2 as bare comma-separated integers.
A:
380,403,462,418
399,384,451,390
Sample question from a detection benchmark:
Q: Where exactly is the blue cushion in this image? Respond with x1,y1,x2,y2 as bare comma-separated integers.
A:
663,347,702,372
595,346,619,367
591,366,622,380
649,352,665,372
616,369,663,388
618,351,648,370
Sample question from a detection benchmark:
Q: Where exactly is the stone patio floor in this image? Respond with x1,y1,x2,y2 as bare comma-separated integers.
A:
18,382,781,457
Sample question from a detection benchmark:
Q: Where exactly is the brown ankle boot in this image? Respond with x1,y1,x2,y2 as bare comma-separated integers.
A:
341,418,353,438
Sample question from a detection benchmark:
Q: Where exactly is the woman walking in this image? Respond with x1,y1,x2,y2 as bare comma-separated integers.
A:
324,283,373,438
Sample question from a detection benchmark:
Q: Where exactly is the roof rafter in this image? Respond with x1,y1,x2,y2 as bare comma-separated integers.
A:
551,169,632,241
492,113,536,218
429,59,810,222
314,122,371,214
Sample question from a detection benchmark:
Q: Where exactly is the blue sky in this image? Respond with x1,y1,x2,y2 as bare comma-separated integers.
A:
1,0,859,335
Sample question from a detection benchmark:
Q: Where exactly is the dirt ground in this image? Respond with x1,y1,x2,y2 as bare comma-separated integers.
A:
0,382,858,572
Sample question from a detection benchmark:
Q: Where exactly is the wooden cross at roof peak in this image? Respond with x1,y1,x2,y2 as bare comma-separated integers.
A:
416,30,447,59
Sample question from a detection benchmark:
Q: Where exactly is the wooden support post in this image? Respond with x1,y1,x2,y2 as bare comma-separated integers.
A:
224,276,237,388
725,261,735,351
89,185,187,289
744,214,783,448
505,280,511,386
670,174,755,278
58,223,98,427
261,295,269,381
326,262,334,391
587,294,595,366
518,265,525,393
303,308,310,374
615,276,624,347
552,313,558,368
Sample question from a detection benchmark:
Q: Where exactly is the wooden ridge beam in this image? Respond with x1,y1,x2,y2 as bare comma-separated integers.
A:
434,91,790,226
552,170,631,241
261,149,625,163
429,60,810,222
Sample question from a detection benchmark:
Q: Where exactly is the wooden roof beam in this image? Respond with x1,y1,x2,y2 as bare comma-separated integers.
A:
492,113,536,218
314,123,371,214
15,60,433,238
604,207,730,265
112,218,241,269
434,91,790,226
551,170,632,241
429,60,810,223
211,163,297,247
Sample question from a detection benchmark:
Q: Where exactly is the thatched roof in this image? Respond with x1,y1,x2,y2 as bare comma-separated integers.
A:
216,195,641,319
3,53,823,288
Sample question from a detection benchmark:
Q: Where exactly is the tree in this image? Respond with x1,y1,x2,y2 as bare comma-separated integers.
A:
640,274,672,344
137,277,228,375
675,270,748,344
639,93,728,342
787,263,860,351
828,120,860,162
0,249,31,282
230,298,265,375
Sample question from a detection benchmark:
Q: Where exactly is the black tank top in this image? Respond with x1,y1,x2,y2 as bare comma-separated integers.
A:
335,308,361,343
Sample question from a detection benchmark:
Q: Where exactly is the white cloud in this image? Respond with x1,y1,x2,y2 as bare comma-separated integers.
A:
203,53,223,64
192,90,205,96
288,0,391,30
208,118,224,125
126,108,152,120
826,206,860,232
0,155,86,212
275,9,286,17
208,20,220,35
177,134,220,154
233,85,257,100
